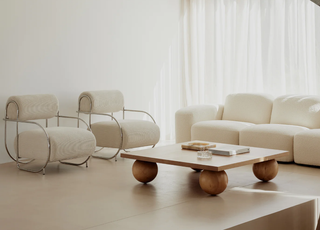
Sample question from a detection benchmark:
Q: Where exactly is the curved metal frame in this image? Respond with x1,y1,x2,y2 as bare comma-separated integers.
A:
4,101,51,175
78,95,123,161
56,114,92,167
4,100,93,174
123,107,157,124
78,111,124,161
77,95,158,161
123,107,158,148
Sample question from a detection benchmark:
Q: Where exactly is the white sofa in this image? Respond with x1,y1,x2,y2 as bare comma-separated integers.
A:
175,93,320,166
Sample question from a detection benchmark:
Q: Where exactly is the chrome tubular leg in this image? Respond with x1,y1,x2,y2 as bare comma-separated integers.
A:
59,155,91,167
92,147,121,160
77,112,80,128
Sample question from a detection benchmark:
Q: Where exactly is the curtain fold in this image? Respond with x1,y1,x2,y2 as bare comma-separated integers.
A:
185,0,320,105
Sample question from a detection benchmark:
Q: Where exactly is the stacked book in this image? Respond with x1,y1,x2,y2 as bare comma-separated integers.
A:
208,145,250,156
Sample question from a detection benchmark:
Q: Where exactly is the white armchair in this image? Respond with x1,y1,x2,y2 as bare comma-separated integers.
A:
4,94,96,174
78,90,160,160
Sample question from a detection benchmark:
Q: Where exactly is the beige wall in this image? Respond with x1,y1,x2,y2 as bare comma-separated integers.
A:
0,0,181,163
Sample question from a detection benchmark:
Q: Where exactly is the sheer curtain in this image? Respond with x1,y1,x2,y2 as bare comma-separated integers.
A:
150,0,320,141
184,0,320,105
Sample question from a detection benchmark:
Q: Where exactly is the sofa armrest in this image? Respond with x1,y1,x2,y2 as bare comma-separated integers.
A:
175,104,224,143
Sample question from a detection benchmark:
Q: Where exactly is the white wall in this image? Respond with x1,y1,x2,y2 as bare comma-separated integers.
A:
0,0,181,164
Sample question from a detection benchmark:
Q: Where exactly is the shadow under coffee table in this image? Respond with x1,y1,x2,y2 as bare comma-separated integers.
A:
120,142,288,195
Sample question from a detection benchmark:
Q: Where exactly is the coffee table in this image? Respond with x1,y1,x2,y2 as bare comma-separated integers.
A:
120,142,288,195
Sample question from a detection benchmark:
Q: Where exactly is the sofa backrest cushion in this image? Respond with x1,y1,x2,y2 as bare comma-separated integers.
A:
222,93,274,124
270,95,320,129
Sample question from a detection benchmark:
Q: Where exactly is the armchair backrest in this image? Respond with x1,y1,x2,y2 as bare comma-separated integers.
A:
78,90,124,114
6,94,59,121
222,93,274,124
271,95,320,129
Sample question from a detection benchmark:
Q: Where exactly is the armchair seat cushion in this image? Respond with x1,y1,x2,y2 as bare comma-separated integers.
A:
191,120,255,145
16,127,96,162
239,124,309,162
91,120,160,149
294,130,320,166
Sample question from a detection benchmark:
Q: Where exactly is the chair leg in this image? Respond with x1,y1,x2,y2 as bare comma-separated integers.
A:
59,156,91,167
17,161,49,175
92,147,121,161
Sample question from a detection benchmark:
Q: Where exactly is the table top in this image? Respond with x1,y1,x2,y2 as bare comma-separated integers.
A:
120,142,289,171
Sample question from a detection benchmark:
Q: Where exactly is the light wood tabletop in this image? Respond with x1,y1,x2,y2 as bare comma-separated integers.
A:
121,142,288,171
121,142,288,195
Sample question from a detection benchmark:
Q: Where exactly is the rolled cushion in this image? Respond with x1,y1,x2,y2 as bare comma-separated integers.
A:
191,120,255,145
79,90,124,113
15,127,96,162
271,95,320,129
239,124,309,162
294,130,320,166
91,120,160,149
222,93,274,124
6,94,59,121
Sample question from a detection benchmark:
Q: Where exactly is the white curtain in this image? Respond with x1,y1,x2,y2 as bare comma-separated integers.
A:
149,0,320,141
185,0,320,104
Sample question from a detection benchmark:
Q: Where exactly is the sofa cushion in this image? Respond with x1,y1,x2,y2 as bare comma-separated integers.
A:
175,104,224,143
222,93,274,124
239,124,309,162
294,129,320,167
271,95,320,129
191,120,255,145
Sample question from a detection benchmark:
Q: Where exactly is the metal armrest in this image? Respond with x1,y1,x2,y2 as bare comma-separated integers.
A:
123,108,156,124
77,111,120,125
56,113,91,131
3,118,51,174
76,111,124,161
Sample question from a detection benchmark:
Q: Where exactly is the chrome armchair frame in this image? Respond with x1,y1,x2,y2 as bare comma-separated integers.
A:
77,95,157,161
4,100,92,175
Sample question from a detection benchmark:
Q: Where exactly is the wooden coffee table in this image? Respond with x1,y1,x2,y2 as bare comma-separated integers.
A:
120,142,288,195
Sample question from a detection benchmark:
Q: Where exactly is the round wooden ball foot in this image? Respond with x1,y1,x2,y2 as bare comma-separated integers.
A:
132,160,158,184
253,159,278,182
199,170,228,195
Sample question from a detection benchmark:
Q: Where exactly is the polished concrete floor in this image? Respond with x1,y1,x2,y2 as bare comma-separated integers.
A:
1,148,320,230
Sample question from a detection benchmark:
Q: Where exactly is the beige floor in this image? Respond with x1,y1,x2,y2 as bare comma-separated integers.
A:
1,148,320,230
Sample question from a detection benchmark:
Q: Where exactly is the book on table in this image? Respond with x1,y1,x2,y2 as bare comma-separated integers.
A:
181,141,216,151
208,145,250,156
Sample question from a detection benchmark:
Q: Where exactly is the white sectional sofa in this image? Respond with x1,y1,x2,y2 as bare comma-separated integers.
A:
175,93,320,166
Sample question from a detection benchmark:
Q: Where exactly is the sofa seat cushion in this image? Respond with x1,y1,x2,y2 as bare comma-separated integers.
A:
294,130,320,166
239,124,309,162
15,127,96,162
191,120,255,145
91,120,160,149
